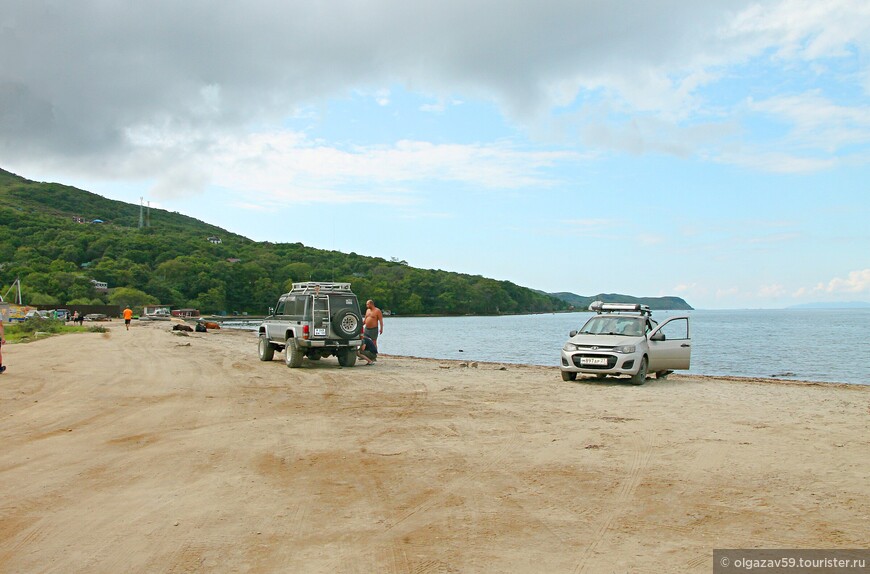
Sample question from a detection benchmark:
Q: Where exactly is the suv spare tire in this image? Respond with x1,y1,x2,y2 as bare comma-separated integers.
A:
332,309,362,339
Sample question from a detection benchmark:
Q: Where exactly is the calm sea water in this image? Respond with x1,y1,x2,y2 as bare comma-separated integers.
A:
225,309,870,385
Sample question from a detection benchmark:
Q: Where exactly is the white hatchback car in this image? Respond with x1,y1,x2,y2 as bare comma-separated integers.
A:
560,301,691,385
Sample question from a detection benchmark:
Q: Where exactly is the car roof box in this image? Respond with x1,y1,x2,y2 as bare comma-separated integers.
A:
589,300,651,316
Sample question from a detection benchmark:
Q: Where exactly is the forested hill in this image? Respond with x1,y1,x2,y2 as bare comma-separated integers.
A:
0,168,566,315
548,292,694,311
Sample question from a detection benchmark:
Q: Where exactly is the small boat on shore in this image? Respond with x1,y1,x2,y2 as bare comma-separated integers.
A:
140,306,172,321
172,308,200,319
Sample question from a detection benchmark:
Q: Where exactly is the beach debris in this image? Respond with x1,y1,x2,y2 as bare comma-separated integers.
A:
439,365,450,369
172,324,193,332
601,416,637,423
176,342,191,347
459,362,468,368
771,371,796,378
584,444,603,449
498,366,507,371
471,362,478,368
172,331,190,337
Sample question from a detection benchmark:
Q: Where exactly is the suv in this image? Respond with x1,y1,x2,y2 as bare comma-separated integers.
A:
560,301,691,385
257,282,364,368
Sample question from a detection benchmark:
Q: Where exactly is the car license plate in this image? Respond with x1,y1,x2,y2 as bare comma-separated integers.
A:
580,357,608,366
314,328,327,337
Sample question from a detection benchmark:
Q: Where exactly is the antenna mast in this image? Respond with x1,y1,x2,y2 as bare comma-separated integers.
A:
1,277,23,304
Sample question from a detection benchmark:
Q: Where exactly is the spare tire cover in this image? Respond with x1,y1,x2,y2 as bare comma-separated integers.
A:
332,309,362,339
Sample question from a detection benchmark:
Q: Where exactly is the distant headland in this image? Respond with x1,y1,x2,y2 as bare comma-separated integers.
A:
545,292,693,311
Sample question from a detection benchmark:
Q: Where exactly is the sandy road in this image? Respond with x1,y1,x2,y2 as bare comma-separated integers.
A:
1,321,868,573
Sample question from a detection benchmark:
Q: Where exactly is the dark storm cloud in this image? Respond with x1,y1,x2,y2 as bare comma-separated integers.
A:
0,1,739,162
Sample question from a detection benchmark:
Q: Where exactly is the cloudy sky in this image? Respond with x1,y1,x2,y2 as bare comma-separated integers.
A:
2,0,869,309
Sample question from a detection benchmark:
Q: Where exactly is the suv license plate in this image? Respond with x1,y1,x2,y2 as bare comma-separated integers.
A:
580,357,608,366
314,328,327,337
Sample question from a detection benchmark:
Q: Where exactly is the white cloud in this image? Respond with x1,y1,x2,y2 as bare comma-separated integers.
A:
758,283,787,298
718,150,837,174
673,283,697,293
792,287,808,298
815,268,870,293
374,89,391,107
197,130,580,204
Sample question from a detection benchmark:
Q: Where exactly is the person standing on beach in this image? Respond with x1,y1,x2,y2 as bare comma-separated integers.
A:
123,306,133,331
0,313,6,373
363,299,384,342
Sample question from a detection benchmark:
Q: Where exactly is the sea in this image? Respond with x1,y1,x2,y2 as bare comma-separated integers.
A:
223,308,870,386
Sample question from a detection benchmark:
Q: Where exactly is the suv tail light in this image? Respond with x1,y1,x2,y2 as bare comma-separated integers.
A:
303,325,309,339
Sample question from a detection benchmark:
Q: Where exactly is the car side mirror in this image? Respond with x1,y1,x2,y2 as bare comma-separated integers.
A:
569,330,578,337
268,307,274,315
650,331,665,341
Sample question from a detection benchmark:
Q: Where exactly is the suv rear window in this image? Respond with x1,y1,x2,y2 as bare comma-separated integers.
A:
329,294,359,312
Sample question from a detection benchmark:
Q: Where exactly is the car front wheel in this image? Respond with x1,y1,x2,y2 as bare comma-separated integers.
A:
258,334,275,361
630,357,648,385
561,370,576,381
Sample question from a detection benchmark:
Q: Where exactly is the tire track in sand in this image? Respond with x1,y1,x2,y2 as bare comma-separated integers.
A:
573,428,655,574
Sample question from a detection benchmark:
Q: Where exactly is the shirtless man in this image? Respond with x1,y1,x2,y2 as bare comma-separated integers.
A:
363,299,384,342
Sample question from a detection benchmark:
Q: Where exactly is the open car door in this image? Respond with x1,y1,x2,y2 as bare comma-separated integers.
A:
647,317,691,372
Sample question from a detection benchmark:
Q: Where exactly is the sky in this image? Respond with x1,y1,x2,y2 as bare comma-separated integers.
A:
1,0,869,309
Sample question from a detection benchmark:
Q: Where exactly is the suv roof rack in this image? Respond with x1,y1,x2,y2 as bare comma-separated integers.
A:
290,281,354,294
589,300,651,317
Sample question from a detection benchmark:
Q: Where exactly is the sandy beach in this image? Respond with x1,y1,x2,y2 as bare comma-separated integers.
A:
1,321,868,573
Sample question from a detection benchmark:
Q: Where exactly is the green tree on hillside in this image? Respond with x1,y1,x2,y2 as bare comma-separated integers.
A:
0,168,569,316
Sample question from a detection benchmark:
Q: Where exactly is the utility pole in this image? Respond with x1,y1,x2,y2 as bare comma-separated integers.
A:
139,197,144,228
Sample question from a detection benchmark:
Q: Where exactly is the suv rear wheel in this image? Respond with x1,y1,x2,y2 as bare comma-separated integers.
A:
285,337,304,368
337,348,357,367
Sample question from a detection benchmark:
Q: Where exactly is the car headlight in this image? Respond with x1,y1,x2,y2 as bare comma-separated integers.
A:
612,345,636,354
563,343,578,352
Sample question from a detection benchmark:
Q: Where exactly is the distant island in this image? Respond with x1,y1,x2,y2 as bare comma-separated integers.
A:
787,301,870,309
546,292,693,311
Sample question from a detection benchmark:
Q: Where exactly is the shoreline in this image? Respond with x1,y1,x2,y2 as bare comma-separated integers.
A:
379,353,868,389
2,321,867,573
214,311,869,386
